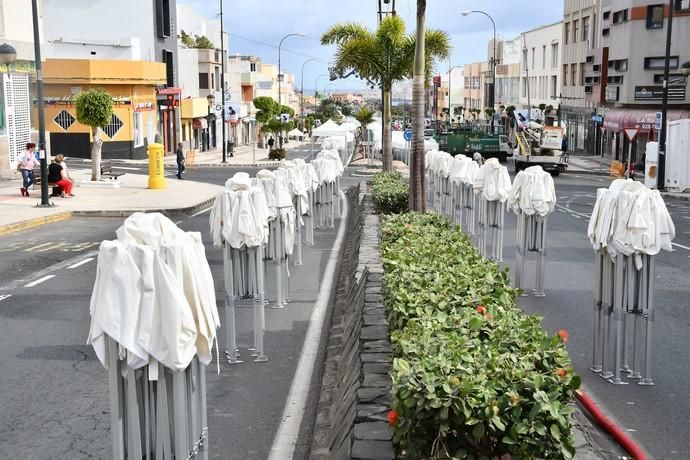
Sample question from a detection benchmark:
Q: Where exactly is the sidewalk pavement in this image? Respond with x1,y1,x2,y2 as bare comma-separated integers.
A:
0,166,222,236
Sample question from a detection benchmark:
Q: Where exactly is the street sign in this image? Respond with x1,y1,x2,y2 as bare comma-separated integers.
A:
624,128,639,142
655,112,662,130
403,129,412,141
592,115,603,123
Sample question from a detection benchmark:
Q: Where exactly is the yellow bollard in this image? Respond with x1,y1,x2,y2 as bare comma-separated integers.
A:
147,143,166,189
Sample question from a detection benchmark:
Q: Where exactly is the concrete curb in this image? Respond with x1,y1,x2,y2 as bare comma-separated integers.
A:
0,197,215,235
567,169,610,176
0,211,72,237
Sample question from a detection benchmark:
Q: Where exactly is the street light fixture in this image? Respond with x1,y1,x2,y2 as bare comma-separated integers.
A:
278,33,306,148
461,9,497,133
301,58,319,117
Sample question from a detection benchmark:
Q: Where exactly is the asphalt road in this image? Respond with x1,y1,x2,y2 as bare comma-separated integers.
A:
495,172,690,459
0,161,342,459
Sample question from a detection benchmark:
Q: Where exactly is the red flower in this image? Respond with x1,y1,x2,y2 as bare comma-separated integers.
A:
558,330,569,343
555,368,567,378
387,409,399,426
485,312,492,320
475,305,486,314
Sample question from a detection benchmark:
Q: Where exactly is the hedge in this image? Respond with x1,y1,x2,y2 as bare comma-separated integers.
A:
372,171,409,214
381,213,580,459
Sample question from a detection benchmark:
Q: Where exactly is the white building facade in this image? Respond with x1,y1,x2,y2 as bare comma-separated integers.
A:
519,22,563,112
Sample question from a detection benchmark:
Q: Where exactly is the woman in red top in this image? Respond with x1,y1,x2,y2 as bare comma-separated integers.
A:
48,154,75,197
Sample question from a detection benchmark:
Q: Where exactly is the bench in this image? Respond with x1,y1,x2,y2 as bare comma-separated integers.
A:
101,160,125,179
31,165,61,195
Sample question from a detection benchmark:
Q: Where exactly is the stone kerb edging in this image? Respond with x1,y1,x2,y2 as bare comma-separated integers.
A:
310,184,394,460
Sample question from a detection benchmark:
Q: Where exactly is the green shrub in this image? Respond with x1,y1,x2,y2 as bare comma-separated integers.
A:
268,148,286,160
372,171,409,214
381,213,580,460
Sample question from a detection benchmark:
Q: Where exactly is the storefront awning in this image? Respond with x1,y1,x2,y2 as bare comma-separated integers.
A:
192,118,208,129
603,108,690,132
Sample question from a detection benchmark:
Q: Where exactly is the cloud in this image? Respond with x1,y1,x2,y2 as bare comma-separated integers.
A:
180,0,563,91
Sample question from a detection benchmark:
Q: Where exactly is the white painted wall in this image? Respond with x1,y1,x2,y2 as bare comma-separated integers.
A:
178,48,200,98
176,4,228,50
42,0,156,61
0,0,43,60
519,22,562,108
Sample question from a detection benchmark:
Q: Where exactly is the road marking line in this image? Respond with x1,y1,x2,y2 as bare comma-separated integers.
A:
67,257,94,269
24,275,56,288
681,216,690,220
190,206,212,218
0,249,98,293
36,242,67,252
672,242,690,251
0,294,11,302
25,242,54,252
268,191,348,460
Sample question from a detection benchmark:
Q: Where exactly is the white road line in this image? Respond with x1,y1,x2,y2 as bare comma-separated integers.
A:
67,257,94,269
190,206,212,218
0,294,11,302
268,191,349,460
555,204,591,219
681,216,690,220
0,249,98,293
24,275,56,288
672,242,690,251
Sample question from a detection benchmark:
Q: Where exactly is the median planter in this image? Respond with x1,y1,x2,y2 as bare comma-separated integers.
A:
371,172,409,215
381,213,580,459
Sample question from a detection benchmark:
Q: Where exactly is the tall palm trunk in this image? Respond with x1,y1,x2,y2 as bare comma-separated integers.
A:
382,84,393,171
409,0,426,212
91,126,103,181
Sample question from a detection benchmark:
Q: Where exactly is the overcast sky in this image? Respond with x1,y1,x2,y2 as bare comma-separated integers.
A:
180,0,563,92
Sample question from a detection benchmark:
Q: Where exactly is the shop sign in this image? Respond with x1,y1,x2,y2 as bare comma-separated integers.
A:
634,85,686,101
134,101,155,112
39,95,132,106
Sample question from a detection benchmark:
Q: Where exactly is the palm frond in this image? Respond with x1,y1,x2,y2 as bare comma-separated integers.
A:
321,22,372,45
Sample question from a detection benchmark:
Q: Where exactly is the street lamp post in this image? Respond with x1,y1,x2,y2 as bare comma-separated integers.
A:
461,10,496,133
31,0,49,206
219,0,228,161
278,33,305,148
657,0,675,191
301,58,319,117
323,82,336,99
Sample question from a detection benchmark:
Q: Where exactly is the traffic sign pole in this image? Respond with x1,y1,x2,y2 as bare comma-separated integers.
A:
624,128,639,179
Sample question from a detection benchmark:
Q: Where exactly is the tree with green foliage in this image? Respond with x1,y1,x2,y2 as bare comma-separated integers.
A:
485,107,495,120
75,88,113,181
321,15,450,171
180,30,214,49
354,106,375,146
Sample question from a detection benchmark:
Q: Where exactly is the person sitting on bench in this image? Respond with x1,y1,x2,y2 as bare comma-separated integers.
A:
48,154,75,197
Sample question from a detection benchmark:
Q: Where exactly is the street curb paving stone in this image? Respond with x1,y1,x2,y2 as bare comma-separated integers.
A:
0,211,72,237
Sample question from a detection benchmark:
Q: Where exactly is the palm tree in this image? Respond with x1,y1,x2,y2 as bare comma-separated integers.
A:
409,0,427,211
321,15,450,172
354,106,375,158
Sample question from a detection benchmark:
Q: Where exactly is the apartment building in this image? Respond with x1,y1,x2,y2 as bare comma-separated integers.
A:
0,0,40,175
42,0,181,156
495,37,522,108
588,0,690,164
520,22,562,114
561,0,603,153
463,62,489,120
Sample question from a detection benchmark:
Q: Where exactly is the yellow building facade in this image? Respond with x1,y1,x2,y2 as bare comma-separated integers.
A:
41,59,166,159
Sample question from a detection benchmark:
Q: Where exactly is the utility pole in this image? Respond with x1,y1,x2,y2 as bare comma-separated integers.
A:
657,0,674,190
31,0,49,206
220,0,228,160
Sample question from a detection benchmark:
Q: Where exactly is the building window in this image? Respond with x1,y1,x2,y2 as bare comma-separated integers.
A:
551,75,558,98
162,50,174,87
602,27,610,36
603,11,611,20
654,73,687,85
573,20,579,43
542,45,547,69
199,72,209,89
531,47,535,69
608,75,624,84
133,112,144,147
250,62,257,72
612,9,628,24
551,43,559,68
211,73,215,89
675,0,690,11
563,64,568,86
580,63,586,86
571,63,577,86
156,0,171,38
615,59,628,71
54,110,75,131
103,114,124,139
644,56,679,69
647,5,665,29
582,16,590,42
565,22,570,44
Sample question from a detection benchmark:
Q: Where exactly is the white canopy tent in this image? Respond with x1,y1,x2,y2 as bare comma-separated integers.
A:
287,128,305,140
310,119,354,165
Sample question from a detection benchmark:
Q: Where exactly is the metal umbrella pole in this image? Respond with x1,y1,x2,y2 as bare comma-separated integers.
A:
224,243,241,364
591,250,604,373
253,245,268,361
294,197,303,265
639,254,656,386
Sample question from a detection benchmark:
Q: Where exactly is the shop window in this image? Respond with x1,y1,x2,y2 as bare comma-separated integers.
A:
54,110,75,131
647,5,665,29
644,56,679,70
103,114,124,139
133,112,144,147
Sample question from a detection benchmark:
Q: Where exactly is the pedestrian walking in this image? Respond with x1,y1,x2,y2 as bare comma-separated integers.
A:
267,136,275,150
18,143,37,196
176,142,186,179
48,154,75,197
